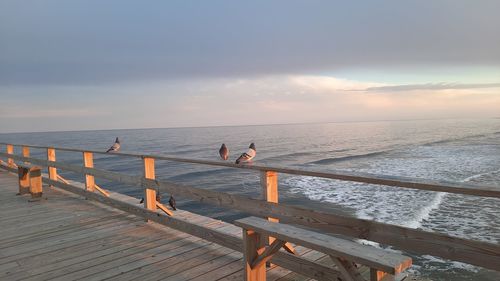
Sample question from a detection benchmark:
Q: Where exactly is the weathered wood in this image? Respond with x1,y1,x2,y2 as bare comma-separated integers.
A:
2,143,500,199
0,163,18,173
331,256,366,281
1,155,500,272
93,184,110,197
82,151,95,192
235,217,412,275
251,239,287,269
29,167,43,198
244,229,266,281
146,177,500,271
143,157,157,221
46,148,57,186
370,268,395,281
6,144,14,168
57,174,70,184
1,156,499,272
261,170,279,223
261,171,298,253
22,146,30,164
39,177,339,281
17,166,31,195
156,201,174,216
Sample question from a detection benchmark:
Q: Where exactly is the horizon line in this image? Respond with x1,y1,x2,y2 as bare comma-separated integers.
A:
1,117,497,135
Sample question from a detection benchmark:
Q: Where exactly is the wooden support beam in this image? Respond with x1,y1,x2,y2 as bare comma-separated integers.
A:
156,201,174,216
260,170,278,223
94,184,110,197
22,146,30,164
57,174,70,184
370,268,394,281
331,256,366,281
260,170,296,256
143,157,157,221
17,166,31,195
251,239,287,269
83,151,95,192
47,147,57,186
29,166,43,198
38,177,340,281
243,229,266,281
1,150,498,272
6,144,14,168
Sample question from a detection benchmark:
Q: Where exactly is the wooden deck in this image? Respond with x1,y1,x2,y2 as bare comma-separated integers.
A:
0,169,351,281
2,143,498,280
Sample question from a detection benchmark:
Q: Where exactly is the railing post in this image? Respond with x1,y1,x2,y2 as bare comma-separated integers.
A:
6,144,14,167
83,151,95,192
260,170,296,255
47,147,57,186
17,166,31,195
260,170,279,262
243,229,266,281
22,146,30,164
143,157,156,221
260,171,278,223
29,166,43,199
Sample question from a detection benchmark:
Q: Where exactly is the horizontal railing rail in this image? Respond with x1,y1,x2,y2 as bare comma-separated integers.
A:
0,160,340,280
1,144,500,272
1,142,500,198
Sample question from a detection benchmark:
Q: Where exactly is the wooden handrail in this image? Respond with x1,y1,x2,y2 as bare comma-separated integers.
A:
0,151,499,271
35,176,339,281
1,143,499,198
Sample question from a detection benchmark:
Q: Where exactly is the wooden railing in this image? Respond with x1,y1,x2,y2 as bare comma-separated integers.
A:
1,142,500,275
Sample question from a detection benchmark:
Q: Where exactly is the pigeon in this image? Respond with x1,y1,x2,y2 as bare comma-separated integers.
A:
169,195,177,211
235,143,256,164
219,143,229,160
106,137,120,153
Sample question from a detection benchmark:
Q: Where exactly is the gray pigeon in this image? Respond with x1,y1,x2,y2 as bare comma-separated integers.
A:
235,143,256,164
219,144,229,160
106,137,120,153
169,195,177,211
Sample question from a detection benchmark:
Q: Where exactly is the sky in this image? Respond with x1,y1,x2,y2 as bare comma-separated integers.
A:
1,1,500,133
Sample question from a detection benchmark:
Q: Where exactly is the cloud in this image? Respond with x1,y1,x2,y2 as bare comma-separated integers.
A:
290,76,385,91
365,83,500,92
1,74,499,133
0,108,109,119
1,1,500,85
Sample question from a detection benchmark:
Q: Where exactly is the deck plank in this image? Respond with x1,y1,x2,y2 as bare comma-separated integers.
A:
0,168,422,281
0,170,254,281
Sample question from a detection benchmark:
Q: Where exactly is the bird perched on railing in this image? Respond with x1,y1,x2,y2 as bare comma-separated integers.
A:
169,195,177,210
219,143,229,160
235,143,256,164
106,137,120,153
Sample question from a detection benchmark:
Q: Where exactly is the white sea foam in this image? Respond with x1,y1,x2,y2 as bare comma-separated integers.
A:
419,255,479,273
285,137,500,276
405,192,446,229
461,168,500,183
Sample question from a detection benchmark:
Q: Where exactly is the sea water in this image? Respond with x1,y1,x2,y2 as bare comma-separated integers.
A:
1,119,499,280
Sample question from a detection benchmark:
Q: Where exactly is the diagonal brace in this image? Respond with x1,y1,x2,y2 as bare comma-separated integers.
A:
251,239,286,269
330,256,366,281
156,201,174,216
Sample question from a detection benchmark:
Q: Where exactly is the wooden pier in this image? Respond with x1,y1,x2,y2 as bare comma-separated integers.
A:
0,142,499,280
0,169,273,280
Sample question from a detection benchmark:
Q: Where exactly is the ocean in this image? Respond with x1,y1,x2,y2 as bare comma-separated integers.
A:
1,119,499,280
